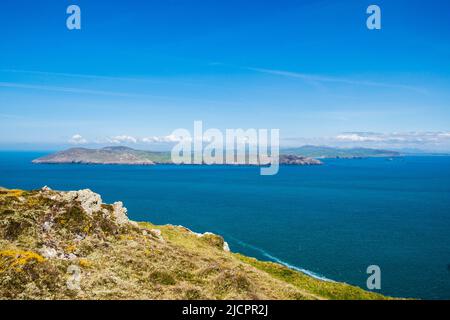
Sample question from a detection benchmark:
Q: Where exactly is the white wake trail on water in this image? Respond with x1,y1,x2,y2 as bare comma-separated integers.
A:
227,235,335,283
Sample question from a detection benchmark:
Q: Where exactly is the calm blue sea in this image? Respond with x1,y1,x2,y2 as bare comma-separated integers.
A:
1,151,450,299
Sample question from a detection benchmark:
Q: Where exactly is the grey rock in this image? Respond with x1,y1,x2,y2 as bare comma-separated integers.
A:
149,229,164,242
62,189,102,216
279,154,322,165
112,201,131,225
39,246,58,259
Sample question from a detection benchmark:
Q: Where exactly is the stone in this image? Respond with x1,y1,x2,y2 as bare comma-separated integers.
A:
112,201,130,225
39,246,58,259
149,229,164,242
42,221,53,232
62,189,102,216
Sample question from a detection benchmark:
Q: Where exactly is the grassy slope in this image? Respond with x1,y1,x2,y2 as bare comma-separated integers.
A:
0,188,393,300
154,222,390,300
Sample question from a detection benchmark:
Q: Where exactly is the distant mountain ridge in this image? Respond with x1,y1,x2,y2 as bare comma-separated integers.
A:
32,146,322,166
282,145,401,159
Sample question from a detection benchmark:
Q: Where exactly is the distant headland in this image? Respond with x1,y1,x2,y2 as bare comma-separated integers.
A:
282,145,401,159
31,146,323,166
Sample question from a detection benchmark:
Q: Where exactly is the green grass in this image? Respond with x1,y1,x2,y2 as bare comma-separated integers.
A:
235,254,393,300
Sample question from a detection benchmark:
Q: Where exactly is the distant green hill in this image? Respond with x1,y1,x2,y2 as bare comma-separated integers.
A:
32,146,173,165
32,146,322,166
282,145,401,158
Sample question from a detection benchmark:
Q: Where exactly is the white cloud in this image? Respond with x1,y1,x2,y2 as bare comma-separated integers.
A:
438,132,450,138
141,134,190,143
107,135,138,144
141,134,221,144
69,134,88,145
335,131,450,144
336,133,382,142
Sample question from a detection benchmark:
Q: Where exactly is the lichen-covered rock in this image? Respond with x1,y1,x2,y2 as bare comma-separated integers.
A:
149,229,164,242
112,201,130,225
39,246,58,259
61,189,102,216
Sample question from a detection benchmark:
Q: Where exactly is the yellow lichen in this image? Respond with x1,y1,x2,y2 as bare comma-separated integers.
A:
83,223,92,233
6,190,24,197
65,244,77,254
78,258,92,268
119,234,135,241
0,249,45,272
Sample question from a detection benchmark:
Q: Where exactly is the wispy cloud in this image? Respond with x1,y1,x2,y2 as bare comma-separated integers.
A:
0,81,242,106
0,113,23,120
0,82,143,98
245,67,427,94
0,69,224,89
1,69,145,82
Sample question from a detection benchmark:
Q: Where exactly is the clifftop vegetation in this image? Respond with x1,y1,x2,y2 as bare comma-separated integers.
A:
0,186,390,300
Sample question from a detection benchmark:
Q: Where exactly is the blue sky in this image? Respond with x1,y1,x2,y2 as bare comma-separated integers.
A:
1,0,450,151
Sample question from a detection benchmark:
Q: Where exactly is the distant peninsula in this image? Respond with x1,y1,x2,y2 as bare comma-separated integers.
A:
282,145,401,159
32,146,323,166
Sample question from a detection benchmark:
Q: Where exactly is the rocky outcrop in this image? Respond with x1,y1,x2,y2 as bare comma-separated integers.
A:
60,189,103,216
40,187,133,227
148,229,164,242
112,201,130,226
279,154,322,165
